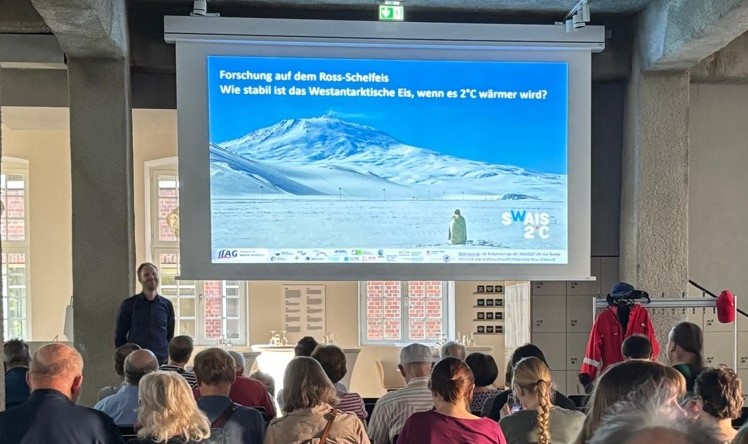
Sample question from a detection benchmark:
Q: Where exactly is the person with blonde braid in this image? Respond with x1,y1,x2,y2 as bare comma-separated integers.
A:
499,357,584,444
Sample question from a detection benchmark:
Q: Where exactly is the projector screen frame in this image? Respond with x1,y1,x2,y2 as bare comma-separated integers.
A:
166,17,603,281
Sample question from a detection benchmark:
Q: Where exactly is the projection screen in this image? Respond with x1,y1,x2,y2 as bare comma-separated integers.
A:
165,17,604,281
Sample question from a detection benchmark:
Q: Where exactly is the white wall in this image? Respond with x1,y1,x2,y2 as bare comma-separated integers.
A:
689,84,748,390
689,84,748,300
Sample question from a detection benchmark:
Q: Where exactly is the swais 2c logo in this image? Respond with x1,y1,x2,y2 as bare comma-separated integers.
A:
501,210,551,239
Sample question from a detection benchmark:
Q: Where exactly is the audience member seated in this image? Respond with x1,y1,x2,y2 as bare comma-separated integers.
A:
621,335,653,360
159,335,198,390
691,366,744,443
277,336,321,409
486,344,576,421
499,357,584,444
312,344,367,422
234,351,277,420
99,343,141,402
95,349,159,425
127,371,214,444
398,357,507,444
249,369,275,398
3,338,31,409
192,348,265,443
466,352,502,416
576,360,684,444
195,351,276,423
588,388,721,444
664,366,688,399
264,357,370,444
294,336,319,357
667,321,705,393
0,343,122,444
440,341,467,361
368,343,435,444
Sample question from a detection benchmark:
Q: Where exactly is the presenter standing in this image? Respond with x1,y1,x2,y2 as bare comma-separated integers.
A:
115,263,175,364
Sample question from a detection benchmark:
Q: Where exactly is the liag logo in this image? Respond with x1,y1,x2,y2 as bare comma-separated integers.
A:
217,249,238,259
501,210,550,239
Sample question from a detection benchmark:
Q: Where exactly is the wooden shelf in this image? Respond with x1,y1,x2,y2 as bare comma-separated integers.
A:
473,292,504,295
473,319,503,322
473,332,504,335
472,306,504,308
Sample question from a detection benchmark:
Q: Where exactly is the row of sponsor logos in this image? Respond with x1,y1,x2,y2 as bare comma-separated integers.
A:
213,248,567,264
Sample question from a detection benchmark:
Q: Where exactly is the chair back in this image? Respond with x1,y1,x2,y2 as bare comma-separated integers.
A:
117,426,137,441
375,359,406,391
568,394,589,410
363,397,378,420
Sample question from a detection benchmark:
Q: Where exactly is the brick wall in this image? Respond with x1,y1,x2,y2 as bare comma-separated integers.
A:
158,196,178,241
1,190,26,242
3,195,25,218
3,252,26,264
366,281,402,341
203,280,223,339
366,281,444,342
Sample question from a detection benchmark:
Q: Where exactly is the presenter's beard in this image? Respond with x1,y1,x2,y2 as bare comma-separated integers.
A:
144,279,159,291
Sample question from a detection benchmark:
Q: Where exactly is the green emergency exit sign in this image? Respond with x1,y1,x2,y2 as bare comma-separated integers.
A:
379,3,404,21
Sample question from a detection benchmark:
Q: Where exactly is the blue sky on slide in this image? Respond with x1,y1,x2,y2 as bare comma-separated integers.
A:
207,55,568,174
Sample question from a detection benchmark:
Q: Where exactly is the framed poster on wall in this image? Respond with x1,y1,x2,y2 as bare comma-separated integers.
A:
281,284,326,339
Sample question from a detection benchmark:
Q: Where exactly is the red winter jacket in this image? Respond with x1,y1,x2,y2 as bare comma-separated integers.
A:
579,304,659,381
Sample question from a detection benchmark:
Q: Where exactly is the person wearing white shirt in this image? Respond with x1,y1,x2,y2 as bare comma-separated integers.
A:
368,343,435,444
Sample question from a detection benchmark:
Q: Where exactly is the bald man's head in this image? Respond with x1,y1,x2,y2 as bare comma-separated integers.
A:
124,349,159,385
28,343,84,402
30,343,83,379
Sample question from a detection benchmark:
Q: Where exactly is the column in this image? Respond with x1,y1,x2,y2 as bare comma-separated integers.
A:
620,67,690,355
68,57,135,406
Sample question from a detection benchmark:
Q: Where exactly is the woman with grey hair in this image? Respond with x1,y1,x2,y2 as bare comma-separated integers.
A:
264,357,370,444
589,387,721,444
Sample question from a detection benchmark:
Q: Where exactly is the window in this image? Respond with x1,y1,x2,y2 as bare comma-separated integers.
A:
148,165,246,345
359,281,453,345
1,160,30,340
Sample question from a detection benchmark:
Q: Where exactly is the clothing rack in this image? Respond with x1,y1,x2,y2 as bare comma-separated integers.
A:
592,295,738,370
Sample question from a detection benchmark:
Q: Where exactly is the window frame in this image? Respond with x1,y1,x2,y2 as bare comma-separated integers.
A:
358,280,455,346
1,159,31,340
145,160,248,346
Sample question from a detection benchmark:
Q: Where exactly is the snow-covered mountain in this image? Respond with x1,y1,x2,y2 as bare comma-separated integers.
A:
210,115,565,200
220,116,401,162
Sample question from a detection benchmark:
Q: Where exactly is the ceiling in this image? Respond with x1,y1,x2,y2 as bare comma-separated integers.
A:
0,108,177,131
1,107,68,131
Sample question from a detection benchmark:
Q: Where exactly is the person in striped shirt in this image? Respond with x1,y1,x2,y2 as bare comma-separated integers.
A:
312,344,368,423
368,343,435,444
159,335,198,390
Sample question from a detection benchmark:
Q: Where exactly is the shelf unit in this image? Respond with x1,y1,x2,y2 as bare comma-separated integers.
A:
473,285,504,335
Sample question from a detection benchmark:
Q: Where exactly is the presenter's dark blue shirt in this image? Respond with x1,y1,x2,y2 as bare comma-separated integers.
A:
115,292,175,362
0,389,123,444
4,367,30,409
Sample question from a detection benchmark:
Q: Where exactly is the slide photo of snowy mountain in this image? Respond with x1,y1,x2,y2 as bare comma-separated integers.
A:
206,55,569,264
